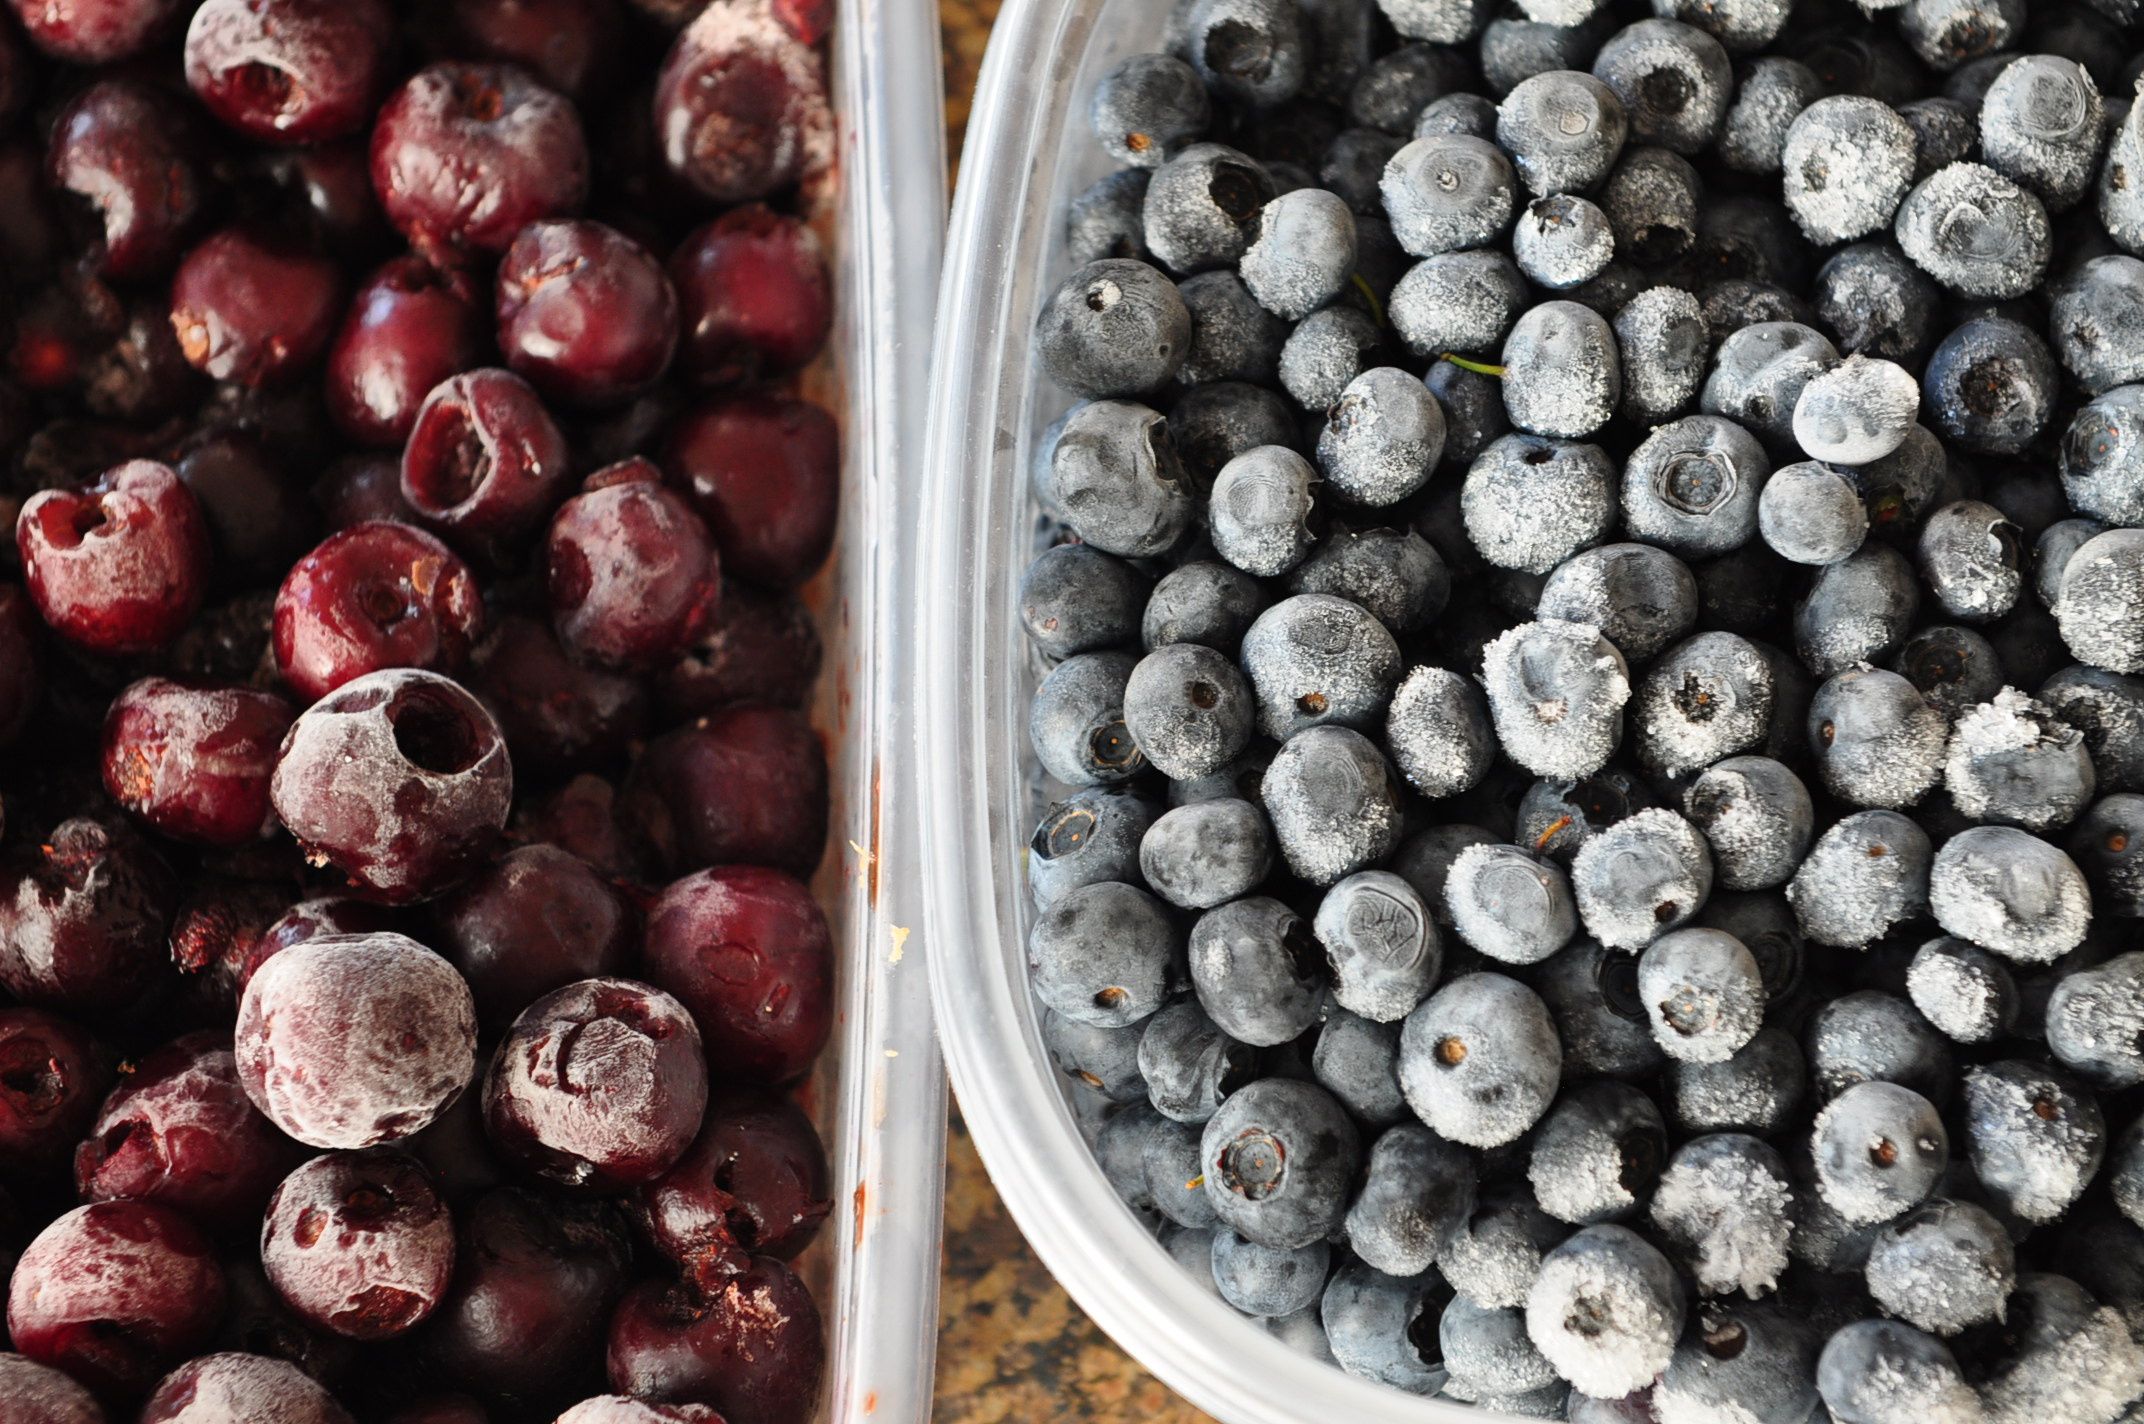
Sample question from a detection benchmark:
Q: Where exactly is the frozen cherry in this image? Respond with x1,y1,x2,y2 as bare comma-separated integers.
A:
640,1086,831,1286
618,707,828,878
434,844,638,1032
671,207,831,385
604,1259,824,1424
516,774,646,883
7,0,185,62
0,582,42,747
139,1351,353,1424
74,1030,298,1232
169,226,344,389
248,142,393,261
643,866,833,1084
497,220,680,408
326,258,487,449
468,614,650,774
315,455,418,529
653,2,826,203
272,522,485,704
174,431,318,585
0,818,178,1015
546,461,720,671
0,1353,105,1424
369,62,590,264
270,668,512,901
16,461,210,656
46,80,204,281
100,677,296,847
0,1007,111,1180
5,1200,227,1399
185,0,397,145
482,977,708,1190
234,931,478,1148
239,896,398,997
558,1399,724,1423
421,1186,633,1405
434,0,622,100
657,580,821,720
401,369,574,552
663,397,838,589
164,881,291,1017
260,1150,455,1340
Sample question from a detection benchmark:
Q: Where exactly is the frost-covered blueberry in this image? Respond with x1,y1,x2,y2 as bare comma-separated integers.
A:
1979,56,2104,212
1140,798,1272,911
1524,1224,1685,1399
1715,56,1821,174
1144,559,1269,656
2044,952,2144,1088
1176,273,1289,386
1441,1183,1564,1310
1090,53,1211,168
1316,367,1445,507
1047,400,1193,558
1806,990,1954,1106
2048,258,2144,398
1683,756,1815,891
1863,1198,2015,1336
1621,415,1770,559
1944,687,2095,830
1781,97,1918,244
1536,543,1699,664
1029,651,1144,787
1809,668,1947,810
1786,810,1933,949
1799,547,1925,679
1200,1078,1360,1249
1142,143,1276,274
1461,435,1617,575
1124,643,1255,781
1497,70,1629,196
1211,1229,1329,1318
1481,619,1633,780
1590,19,1731,155
1240,188,1356,319
1668,1025,1805,1135
1532,935,1668,1078
1180,0,1308,106
1895,162,2053,300
1966,1272,2144,1424
1209,445,1318,577
1923,317,2058,459
1906,937,2020,1044
1501,300,1621,439
1313,1007,1409,1127
1527,1079,1666,1226
1314,870,1441,1022
1066,168,1153,266
1917,501,2025,625
1929,825,2092,964
1792,357,1918,468
1346,1120,1475,1277
1815,1319,1979,1424
1019,544,1152,662
1280,305,1385,410
1648,1133,1793,1298
1240,594,1403,740
1320,1260,1445,1392
2067,793,2144,915
2114,1120,2144,1230
2055,529,2144,674
1515,768,1655,865
1570,807,1713,950
1638,927,1765,1064
2040,666,2144,794
1653,1302,1820,1424
1389,249,1529,357
1379,134,1517,256
1814,243,1943,363
1512,193,1615,289
1036,259,1190,399
1398,972,1561,1147
1444,843,1578,965
1810,1081,1949,1224
1614,286,1710,425
1260,725,1405,885
1383,666,1493,799
1598,145,1700,264
1028,788,1159,909
1439,1292,1558,1396
1029,880,1181,1028
1630,632,1774,775
2060,387,2144,527
1188,896,1324,1047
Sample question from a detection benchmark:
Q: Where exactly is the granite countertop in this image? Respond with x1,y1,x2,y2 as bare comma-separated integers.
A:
930,5,1217,1418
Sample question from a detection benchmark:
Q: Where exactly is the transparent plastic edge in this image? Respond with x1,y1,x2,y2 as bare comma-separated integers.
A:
916,0,1505,1419
822,0,950,1418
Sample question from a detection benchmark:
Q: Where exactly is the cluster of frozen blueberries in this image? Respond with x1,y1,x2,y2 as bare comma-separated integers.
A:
1020,0,2144,1417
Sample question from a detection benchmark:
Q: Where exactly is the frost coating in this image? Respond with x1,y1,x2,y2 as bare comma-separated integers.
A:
1638,928,1764,1063
1380,134,1517,256
1943,687,2095,830
1570,808,1714,950
1240,188,1356,320
1975,1275,2144,1424
1780,97,1917,244
1260,725,1404,886
141,1353,353,1424
1316,366,1445,506
1905,937,2016,1043
1502,300,1621,439
1793,355,1920,465
1399,972,1561,1146
1209,445,1318,577
1895,161,2053,300
1786,810,1932,948
1632,632,1775,775
1482,619,1633,778
1385,665,1495,797
2056,528,2144,673
1240,593,1404,741
1963,1062,2106,1224
1864,1199,2015,1335
1615,285,1709,424
1388,249,1528,356
1928,826,2092,963
1447,843,1578,964
1462,435,1617,574
1647,1134,1792,1297
1684,755,1814,890
1525,1224,1685,1397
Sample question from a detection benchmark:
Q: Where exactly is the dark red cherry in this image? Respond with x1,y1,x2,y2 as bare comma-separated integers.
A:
326,258,488,448
400,369,573,553
272,521,485,703
604,1260,824,1424
185,0,398,146
433,843,637,1032
47,80,205,281
642,866,833,1084
101,677,296,847
170,225,345,389
545,460,719,671
653,4,827,203
0,817,179,1016
617,708,828,878
468,614,650,775
0,1007,112,1182
663,397,838,589
640,1086,831,1286
16,461,211,656
671,207,831,385
497,219,679,408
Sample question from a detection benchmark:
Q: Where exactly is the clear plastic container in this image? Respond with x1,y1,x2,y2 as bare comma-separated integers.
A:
916,2,1487,1420
803,0,949,1417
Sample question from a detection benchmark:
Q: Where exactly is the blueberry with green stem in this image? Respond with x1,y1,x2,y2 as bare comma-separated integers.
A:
1200,1078,1361,1249
1536,542,1699,665
1590,19,1733,155
1289,528,1450,637
1894,625,2005,722
1030,650,1146,787
1047,399,1193,559
1700,321,1838,457
1260,724,1406,886
1715,56,1822,174
1188,896,1325,1048
1631,631,1776,776
1346,1120,1476,1277
1929,825,2093,964
1816,1319,1980,1424
1864,1198,2015,1336
1321,1260,1447,1393
1524,1224,1685,1399
1211,1229,1330,1318
1806,989,1954,1105
1813,243,1942,363
1500,299,1621,439
2060,385,2144,526
1614,286,1709,425
1962,1060,2105,1224
1944,687,2095,831
1496,70,1629,196
1142,142,1277,275
1668,1025,1805,1135
1043,1009,1148,1103
1312,1006,1408,1125
1570,807,1714,950
2040,665,2144,792
1905,937,2020,1044
1028,786,1160,908
2056,529,2144,674
1314,869,1441,1022
1685,756,1815,891
1090,53,1212,168
1398,972,1562,1147
1649,1134,1795,1298
2045,951,2144,1088
1388,249,1529,358
1527,1079,1667,1226
1316,367,1445,507
1028,881,1183,1028
1786,809,1933,950
1481,619,1633,780
1797,547,1925,681
1019,543,1152,661
1460,433,1617,575
1979,55,2104,211
1140,1001,1260,1124
1146,1116,1222,1228
1175,272,1289,385
1781,97,1918,245
1379,133,1517,256
1443,842,1578,965
1279,305,1384,410
1141,798,1273,911
1811,1081,1949,1225
1036,259,1191,399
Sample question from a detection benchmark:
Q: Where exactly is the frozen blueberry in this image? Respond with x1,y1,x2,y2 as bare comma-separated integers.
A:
1318,127,1404,216
1591,19,1732,154
1260,725,1406,885
1289,528,1450,636
1415,91,1499,138
1480,10,1611,88
1631,632,1775,775
1654,1302,1820,1424
1923,317,2059,460
1638,926,1766,1064
1570,807,1713,950
1346,1120,1476,1276
1240,594,1403,740
1174,276,1288,387
1796,547,1923,681
1380,134,1517,257
1536,543,1699,664
1701,321,1839,457
1321,1260,1445,1392
1598,145,1701,266
1497,70,1629,196
1180,0,1307,106
1917,501,2026,624
1028,881,1182,1027
1443,843,1578,965
1126,644,1257,782
1316,367,1446,507
1864,1198,2016,1336
1210,447,1318,579
1020,543,1153,661
1047,400,1194,558
1348,40,1471,131
1531,934,1667,1077
1140,1001,1260,1124
1614,286,1710,425
1146,1117,1222,1227
1524,1224,1685,1399
2056,529,2144,674
1314,869,1442,1022
1715,56,1822,174
1501,300,1622,439
2069,792,2144,914
1896,163,2053,300
2045,951,2144,1087
1780,97,1918,245
2101,99,2144,251
1816,1319,1979,1424
1901,95,1977,179
1043,1010,1148,1103
1279,305,1385,409
2060,387,2144,526
1806,989,1955,1107
1906,937,2021,1044
2050,261,2144,402
1388,249,1530,357
1067,169,1153,266
1240,188,1357,320
1171,744,1277,808
2114,1120,2144,1229
1945,687,2095,830
1187,897,1323,1047
1036,259,1191,399
1849,423,1950,539
1814,243,1943,363
1308,1010,1410,1135
1439,1293,1559,1396
1967,1272,2144,1424
1515,768,1656,865
1698,888,1805,1001
1435,1184,1561,1313
1527,1079,1667,1225
1930,825,2093,964
1200,1078,1360,1248
1683,756,1815,892
1791,357,1919,469
1145,560,1269,656
1895,625,2007,722
1786,809,1933,949
1028,787,1160,908
1808,667,1946,808
1096,1102,1167,1214
2040,665,2144,792
1141,798,1273,911
1030,650,1145,786
1460,435,1616,576
1142,142,1276,274
1811,1081,1949,1224
1649,1134,1794,1297
1212,1229,1329,1318
1091,53,1212,168
1398,972,1561,1147
1482,619,1634,780
1669,1025,1805,1135
1962,1060,2105,1223
1980,56,2104,212
1513,194,1616,289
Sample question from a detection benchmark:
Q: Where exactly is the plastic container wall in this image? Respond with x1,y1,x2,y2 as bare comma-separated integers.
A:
808,0,948,1417
918,0,1491,1419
